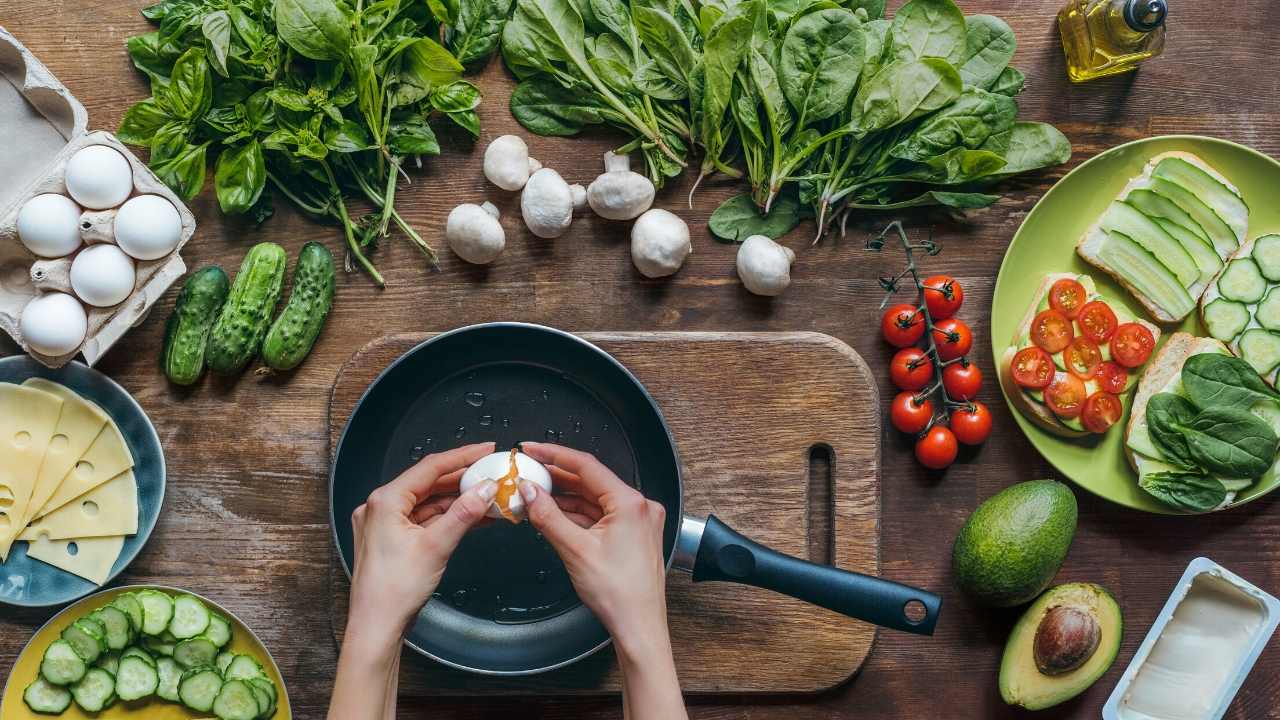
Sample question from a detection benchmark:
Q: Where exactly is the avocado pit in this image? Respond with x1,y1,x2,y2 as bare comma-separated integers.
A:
1033,604,1102,675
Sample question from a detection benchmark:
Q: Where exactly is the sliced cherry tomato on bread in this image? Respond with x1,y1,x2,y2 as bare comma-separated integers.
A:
934,317,973,361
881,304,924,348
891,392,934,434
1064,337,1103,380
1082,391,1123,433
1097,361,1129,395
1030,309,1074,354
923,275,964,320
951,402,992,445
1111,323,1156,368
1048,278,1088,319
1011,347,1055,389
1078,301,1118,344
1044,373,1087,419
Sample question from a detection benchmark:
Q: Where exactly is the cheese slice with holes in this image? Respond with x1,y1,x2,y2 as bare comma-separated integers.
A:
0,383,65,561
34,421,133,521
18,379,110,530
20,471,137,541
25,534,124,585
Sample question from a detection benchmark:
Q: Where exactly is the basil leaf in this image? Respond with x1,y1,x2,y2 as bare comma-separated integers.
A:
274,0,352,61
1147,393,1199,469
201,10,232,77
214,140,266,214
324,120,376,152
1139,472,1228,513
709,193,801,243
393,38,465,107
127,31,181,81
388,119,441,155
1183,407,1278,479
151,141,209,201
162,47,213,121
446,110,481,137
268,87,313,112
117,98,174,145
429,81,482,113
1182,353,1280,410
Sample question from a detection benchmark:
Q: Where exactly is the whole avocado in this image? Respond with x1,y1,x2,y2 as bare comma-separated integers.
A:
952,479,1077,607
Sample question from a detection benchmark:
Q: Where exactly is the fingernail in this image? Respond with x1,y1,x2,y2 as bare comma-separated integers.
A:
478,480,499,501
519,479,538,503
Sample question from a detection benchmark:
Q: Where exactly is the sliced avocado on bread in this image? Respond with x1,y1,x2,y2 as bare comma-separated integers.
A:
1077,152,1249,323
1199,234,1280,385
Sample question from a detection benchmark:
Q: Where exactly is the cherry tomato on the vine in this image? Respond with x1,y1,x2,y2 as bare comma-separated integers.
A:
1030,309,1074,354
951,402,993,445
1097,361,1129,395
891,392,934,434
882,304,924,348
934,317,973,361
1111,323,1156,368
942,361,982,401
890,347,934,391
1082,391,1123,433
923,275,964,320
915,425,958,470
1048,278,1088,319
1078,301,1118,344
1011,346,1055,389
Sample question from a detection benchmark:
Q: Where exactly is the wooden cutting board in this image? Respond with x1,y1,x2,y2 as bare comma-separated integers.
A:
328,331,882,695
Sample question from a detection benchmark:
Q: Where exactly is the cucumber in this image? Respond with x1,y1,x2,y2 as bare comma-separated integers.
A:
1252,235,1280,282
1217,257,1267,304
137,589,175,636
62,618,106,663
162,266,230,385
95,652,120,675
206,612,232,648
40,640,87,686
1096,230,1195,318
213,679,260,720
175,637,219,668
1101,201,1199,287
144,637,176,656
112,593,144,632
121,646,156,666
224,654,265,681
1203,299,1251,341
206,242,288,375
115,654,159,701
1126,187,1212,244
251,677,278,719
1153,217,1221,283
179,666,224,713
170,593,212,639
216,651,235,675
71,667,116,712
1147,177,1238,258
1239,329,1280,375
157,656,183,701
1257,288,1280,331
91,605,133,650
262,241,335,371
248,680,272,716
1152,157,1249,243
23,677,72,714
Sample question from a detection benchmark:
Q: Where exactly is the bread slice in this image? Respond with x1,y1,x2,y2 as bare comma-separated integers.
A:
1122,332,1229,471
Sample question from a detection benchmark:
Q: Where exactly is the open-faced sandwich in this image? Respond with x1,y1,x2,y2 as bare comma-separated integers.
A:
1077,152,1249,323
1124,332,1280,512
1199,233,1280,384
1000,273,1160,437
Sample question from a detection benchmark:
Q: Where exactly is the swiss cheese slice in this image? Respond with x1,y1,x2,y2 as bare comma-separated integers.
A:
20,470,138,541
34,421,133,521
18,379,110,530
0,383,64,561
25,534,124,585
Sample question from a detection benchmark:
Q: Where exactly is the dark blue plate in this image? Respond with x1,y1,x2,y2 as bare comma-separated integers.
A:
0,356,165,607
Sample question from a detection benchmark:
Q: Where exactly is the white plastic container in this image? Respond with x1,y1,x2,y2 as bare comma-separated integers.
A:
1103,557,1280,720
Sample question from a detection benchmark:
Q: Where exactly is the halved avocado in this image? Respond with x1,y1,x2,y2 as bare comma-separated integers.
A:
999,583,1122,711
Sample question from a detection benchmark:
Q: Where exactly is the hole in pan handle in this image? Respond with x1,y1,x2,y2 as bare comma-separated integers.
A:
674,515,941,636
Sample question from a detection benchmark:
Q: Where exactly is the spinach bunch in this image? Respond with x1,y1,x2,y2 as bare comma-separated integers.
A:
1143,353,1280,511
118,0,505,287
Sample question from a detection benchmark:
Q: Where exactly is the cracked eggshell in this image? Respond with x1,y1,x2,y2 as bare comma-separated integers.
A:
459,451,553,520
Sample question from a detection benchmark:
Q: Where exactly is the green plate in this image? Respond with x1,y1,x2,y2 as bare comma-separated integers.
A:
992,135,1280,514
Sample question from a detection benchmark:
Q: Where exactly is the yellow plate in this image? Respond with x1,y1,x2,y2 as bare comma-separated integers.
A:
1,586,291,719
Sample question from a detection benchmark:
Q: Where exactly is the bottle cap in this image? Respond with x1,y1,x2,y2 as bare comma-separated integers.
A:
1125,0,1167,32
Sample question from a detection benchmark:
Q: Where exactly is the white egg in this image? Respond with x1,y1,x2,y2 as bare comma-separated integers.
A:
70,244,137,307
114,194,182,260
16,194,83,258
20,292,88,357
459,450,554,522
64,145,134,209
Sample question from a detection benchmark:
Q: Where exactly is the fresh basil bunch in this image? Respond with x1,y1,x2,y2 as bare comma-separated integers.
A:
118,0,506,286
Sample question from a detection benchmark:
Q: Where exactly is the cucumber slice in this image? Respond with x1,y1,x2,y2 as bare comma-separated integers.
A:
144,637,176,656
1203,299,1251,342
216,651,235,675
175,637,219,668
248,681,271,716
170,594,212,639
1217,257,1267,303
23,677,72,714
1252,235,1280,282
95,652,120,675
71,667,116,712
206,612,233,648
1239,329,1280,375
1147,177,1238,258
121,646,156,666
1257,288,1280,331
157,656,183,701
1154,217,1222,283
112,593,144,633
213,679,260,720
225,654,266,681
1102,201,1200,287
249,677,278,718
1126,187,1213,243
91,606,133,651
114,654,159,701
61,618,106,663
1096,230,1196,318
180,666,224,713
41,639,87,686
1152,157,1249,243
137,590,175,636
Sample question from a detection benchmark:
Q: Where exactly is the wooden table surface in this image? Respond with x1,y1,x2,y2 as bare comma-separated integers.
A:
3,1,1280,718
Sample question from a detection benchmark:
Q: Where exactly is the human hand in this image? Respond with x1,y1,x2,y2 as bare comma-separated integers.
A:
348,441,498,635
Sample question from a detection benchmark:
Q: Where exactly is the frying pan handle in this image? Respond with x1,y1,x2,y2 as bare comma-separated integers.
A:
690,515,941,635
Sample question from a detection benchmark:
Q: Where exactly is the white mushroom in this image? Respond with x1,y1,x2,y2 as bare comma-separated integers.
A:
446,201,506,264
521,168,581,239
630,209,691,278
483,135,542,191
736,234,795,296
587,152,655,220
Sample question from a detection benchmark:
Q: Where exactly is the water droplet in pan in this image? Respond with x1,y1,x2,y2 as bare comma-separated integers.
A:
545,429,558,440
479,415,493,427
541,389,551,400
454,426,467,439
502,417,511,428
452,590,468,606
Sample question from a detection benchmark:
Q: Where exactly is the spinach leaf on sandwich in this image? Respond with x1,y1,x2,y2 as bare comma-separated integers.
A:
1148,396,1278,479
1147,393,1198,469
1139,472,1229,513
1182,354,1280,409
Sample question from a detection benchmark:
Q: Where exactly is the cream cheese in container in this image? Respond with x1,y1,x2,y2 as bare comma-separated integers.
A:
1103,557,1280,720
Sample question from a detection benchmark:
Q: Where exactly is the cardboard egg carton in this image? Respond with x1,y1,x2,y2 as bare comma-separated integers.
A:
0,27,195,368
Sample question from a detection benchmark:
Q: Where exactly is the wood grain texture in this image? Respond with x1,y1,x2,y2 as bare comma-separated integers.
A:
327,331,881,695
2,0,1280,718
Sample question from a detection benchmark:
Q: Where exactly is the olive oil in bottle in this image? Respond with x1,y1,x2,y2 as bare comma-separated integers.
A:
1058,0,1167,82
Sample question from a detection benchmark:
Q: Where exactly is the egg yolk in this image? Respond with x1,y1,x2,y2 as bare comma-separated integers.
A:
495,448,521,523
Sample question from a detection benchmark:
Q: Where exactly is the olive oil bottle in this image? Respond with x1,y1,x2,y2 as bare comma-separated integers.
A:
1058,0,1167,82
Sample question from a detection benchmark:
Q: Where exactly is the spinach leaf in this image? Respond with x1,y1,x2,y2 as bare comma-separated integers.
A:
889,0,966,67
1147,393,1199,469
780,8,865,126
633,62,686,99
1139,472,1228,513
860,18,891,80
989,66,1025,96
844,0,886,20
853,57,962,133
848,190,999,210
214,140,265,214
201,10,232,77
976,122,1071,179
634,5,698,89
591,0,638,48
509,77,615,135
957,15,1015,90
274,0,352,61
709,193,801,242
699,3,754,167
162,47,213,121
1182,353,1280,410
1183,407,1279,479
450,0,514,65
888,87,1016,162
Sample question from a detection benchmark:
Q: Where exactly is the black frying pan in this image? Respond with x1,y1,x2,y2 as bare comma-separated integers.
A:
330,323,941,675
